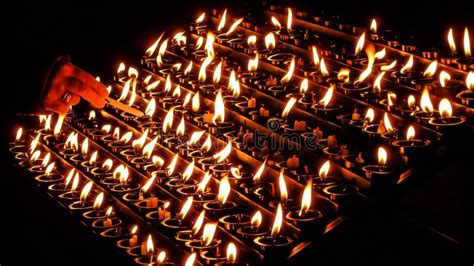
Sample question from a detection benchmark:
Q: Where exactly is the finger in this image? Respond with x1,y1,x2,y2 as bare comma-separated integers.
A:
71,65,108,98
44,100,69,114
65,78,105,108
69,92,81,105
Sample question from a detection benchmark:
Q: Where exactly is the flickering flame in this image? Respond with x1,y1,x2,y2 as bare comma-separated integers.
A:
101,124,111,133
300,78,309,93
171,63,182,72
287,8,293,30
448,28,456,53
230,167,241,179
44,115,52,131
197,171,212,194
199,56,213,83
374,72,385,93
113,127,120,140
117,62,125,74
464,27,471,57
118,79,131,101
71,173,79,191
145,33,164,57
185,253,196,266
282,97,297,119
179,197,193,220
247,35,257,46
64,132,78,152
53,114,65,136
251,210,262,228
205,32,215,58
183,62,193,77
132,129,149,151
174,117,185,138
142,137,158,159
253,160,266,182
102,159,113,172
355,33,366,55
65,169,74,187
139,176,155,194
370,19,377,33
157,251,166,264
192,92,200,112
213,61,222,84
182,160,195,182
365,108,375,123
319,85,335,108
80,181,93,203
89,151,98,165
113,164,125,180
195,12,205,24
183,92,192,108
81,138,89,157
30,150,41,163
152,155,164,168
232,80,241,98
217,176,231,204
193,210,206,235
320,58,330,76
162,107,174,134
400,55,414,74
319,160,330,178
145,98,156,117
128,81,137,107
217,9,227,32
131,225,138,235
299,180,312,216
227,243,237,263
173,32,186,46
201,134,212,153
146,235,154,254
119,167,130,184
423,60,438,78
226,18,244,35
388,91,396,107
45,162,55,176
280,57,295,84
384,113,394,133
165,75,172,93
120,131,133,144
312,46,320,65
377,147,387,165
278,171,288,203
213,140,232,163
106,85,112,94
381,60,397,71
248,53,259,72
187,130,205,146
202,223,217,246
467,72,474,90
271,203,283,237
143,75,152,86
408,95,416,109
439,71,451,87
212,90,225,124
265,32,276,50
337,68,350,82
30,133,40,153
196,36,204,50
15,127,23,142
404,125,415,141
355,44,375,84
128,67,138,78
156,39,169,67
172,85,181,98
439,98,453,118
271,16,281,29
167,154,179,176
374,48,386,60
93,192,104,211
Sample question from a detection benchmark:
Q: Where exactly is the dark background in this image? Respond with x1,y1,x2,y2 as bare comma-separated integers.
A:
8,0,473,265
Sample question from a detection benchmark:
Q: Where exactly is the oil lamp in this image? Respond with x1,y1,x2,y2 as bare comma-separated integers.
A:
58,172,80,202
362,147,396,191
340,45,374,95
34,162,63,184
189,12,207,33
166,160,198,190
121,130,148,161
142,34,164,66
91,159,114,179
91,207,121,231
110,166,141,194
10,127,26,156
117,225,138,250
431,71,463,96
185,222,221,252
267,58,297,96
268,171,297,211
391,125,431,166
145,201,171,222
216,16,244,45
108,131,133,153
70,138,89,165
48,169,78,195
311,85,342,117
175,210,206,244
68,181,95,212
82,192,108,221
428,98,466,131
176,171,215,206
28,151,51,173
57,132,79,158
412,89,439,123
214,242,247,266
392,55,420,84
254,203,293,254
456,72,474,107
267,97,297,134
161,197,193,232
239,55,267,86
123,176,156,205
89,124,112,141
236,210,268,240
343,32,367,66
286,180,324,234
133,235,157,264
203,176,237,216
127,234,154,257
412,60,437,91
298,46,320,77
454,28,473,71
313,160,340,192
310,58,333,84
240,159,268,195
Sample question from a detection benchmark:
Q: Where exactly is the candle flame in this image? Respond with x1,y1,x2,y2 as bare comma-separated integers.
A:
278,171,288,203
247,35,257,46
212,90,226,125
355,44,375,84
217,9,227,32
320,58,330,76
30,150,41,163
131,225,138,235
128,81,137,107
182,160,195,182
205,32,215,58
365,108,375,123
374,71,385,93
312,46,320,65
423,60,438,78
80,181,93,203
145,98,156,117
226,242,237,263
89,151,98,165
81,138,89,157
213,140,232,163
65,169,74,187
173,32,186,47
117,63,125,74
128,67,138,78
248,53,259,72
71,173,79,192
439,98,452,118
101,124,111,133
187,130,205,146
377,147,387,165
152,155,164,168
400,55,414,74
184,61,193,76
157,251,166,263
374,48,386,60
448,28,456,53
271,16,281,29
156,39,169,67
253,159,266,182
271,203,283,237
143,75,152,86
192,92,200,112
30,133,40,153
179,196,193,220
370,19,377,33
467,72,474,90
64,132,78,152
439,71,451,88
251,210,262,228
162,107,175,134
193,210,206,235
198,56,213,83
41,152,51,167
319,85,335,108
141,176,155,193
299,180,312,216
287,8,293,30
230,167,241,179
183,92,192,108
146,234,154,254
132,129,149,151
408,95,416,109
265,32,276,50
185,253,196,266
319,160,330,178
201,134,212,153
420,88,434,114
213,61,222,84
196,12,205,23
217,176,231,204
142,136,158,159
226,18,244,35
282,97,297,119
280,57,295,84
384,113,394,133
15,127,23,142
120,131,133,144
165,75,172,93
44,115,52,131
197,171,212,194
172,84,181,98
381,60,397,71
232,80,241,98
202,223,218,246
119,167,129,184
196,36,204,50
93,192,104,211
145,33,164,57
45,162,55,176
118,79,130,102
337,67,350,82
167,154,179,176
464,27,471,57
406,125,416,141
300,78,309,93
176,117,186,137
113,127,120,140
102,159,113,172
355,33,366,55
53,114,65,136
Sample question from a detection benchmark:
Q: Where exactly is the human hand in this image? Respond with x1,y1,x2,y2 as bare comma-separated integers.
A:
42,63,108,114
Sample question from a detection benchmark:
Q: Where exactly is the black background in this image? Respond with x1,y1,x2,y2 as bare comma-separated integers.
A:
8,0,474,265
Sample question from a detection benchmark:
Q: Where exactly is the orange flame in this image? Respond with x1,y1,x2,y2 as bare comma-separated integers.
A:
93,192,104,211
300,78,309,93
15,127,23,142
374,48,386,60
383,113,394,134
467,72,474,90
464,27,471,57
167,154,179,176
164,75,172,93
319,85,335,108
278,171,288,202
192,92,200,112
162,107,174,134
299,180,312,216
265,32,276,50
247,35,257,46
184,61,193,76
421,88,434,114
448,28,456,53
120,131,133,144
282,97,297,119
423,60,438,78
370,19,377,33
400,55,414,74
197,171,212,194
213,140,232,163
196,12,205,23
45,162,55,176
187,130,205,146
320,58,330,76
205,32,216,58
89,151,98,165
355,33,366,55
253,159,266,182
217,9,227,32
271,203,283,236
146,33,164,57
248,53,259,72
439,71,451,87
217,176,231,204
145,98,156,117
406,125,415,141
152,155,164,168
172,85,181,98
377,147,387,165
146,234,154,254
117,62,125,74
156,39,169,67
365,108,375,123
227,242,237,263
381,60,397,71
185,253,196,266
271,16,281,29
226,18,244,35
408,95,416,109
251,210,262,228
53,114,65,136
132,129,148,151
287,8,293,30
439,98,452,118
193,210,206,235
312,46,320,65
118,79,130,102
319,160,330,178
202,223,218,246
199,56,213,83
101,124,111,133
213,61,222,84
201,134,212,153
355,44,375,84
102,159,113,172
212,90,225,124
182,160,195,182
142,136,158,160
80,181,93,203
374,71,385,93
157,251,166,263
179,196,193,220
280,57,295,84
